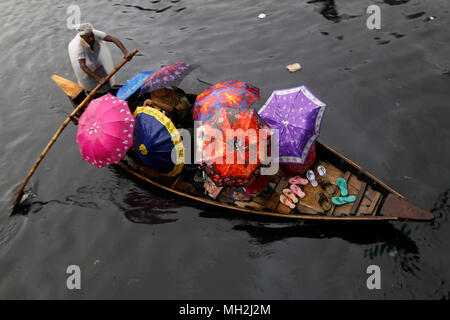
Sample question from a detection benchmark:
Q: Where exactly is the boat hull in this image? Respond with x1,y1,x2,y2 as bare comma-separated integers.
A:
52,76,434,222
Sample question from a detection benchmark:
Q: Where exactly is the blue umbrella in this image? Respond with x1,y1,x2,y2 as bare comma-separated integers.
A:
132,106,184,177
116,71,154,100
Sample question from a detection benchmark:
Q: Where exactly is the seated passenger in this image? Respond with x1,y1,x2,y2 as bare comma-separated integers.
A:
143,87,193,128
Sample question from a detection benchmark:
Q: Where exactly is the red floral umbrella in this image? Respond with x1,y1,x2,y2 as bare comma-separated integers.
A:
193,81,260,122
197,107,271,187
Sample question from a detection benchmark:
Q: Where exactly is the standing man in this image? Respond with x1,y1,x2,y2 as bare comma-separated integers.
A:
68,22,133,92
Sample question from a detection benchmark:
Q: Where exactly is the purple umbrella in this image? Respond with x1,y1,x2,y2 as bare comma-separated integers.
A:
258,85,327,164
139,62,195,96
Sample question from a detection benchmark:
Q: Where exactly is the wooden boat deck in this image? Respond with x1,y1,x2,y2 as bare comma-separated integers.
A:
116,140,401,221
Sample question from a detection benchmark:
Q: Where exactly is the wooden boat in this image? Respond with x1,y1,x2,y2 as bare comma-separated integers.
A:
51,75,434,222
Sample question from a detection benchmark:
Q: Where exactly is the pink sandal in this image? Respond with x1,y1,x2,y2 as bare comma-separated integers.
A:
290,184,305,198
280,194,296,209
289,176,309,185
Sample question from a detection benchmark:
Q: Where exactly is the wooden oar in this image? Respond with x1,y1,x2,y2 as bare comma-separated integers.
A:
13,49,138,207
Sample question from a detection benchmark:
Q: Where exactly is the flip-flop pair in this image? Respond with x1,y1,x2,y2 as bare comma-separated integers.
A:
331,195,356,205
288,176,309,185
307,166,337,195
288,176,308,198
316,192,332,211
331,177,356,205
290,184,305,198
280,189,298,209
315,192,355,210
306,165,326,187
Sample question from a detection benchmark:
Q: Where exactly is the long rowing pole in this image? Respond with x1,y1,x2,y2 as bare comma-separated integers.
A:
13,49,138,208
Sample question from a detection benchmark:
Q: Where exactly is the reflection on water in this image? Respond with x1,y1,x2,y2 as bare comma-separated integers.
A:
430,189,449,230
121,4,173,13
406,12,426,20
199,206,425,276
199,207,420,260
11,193,101,216
122,189,179,225
10,182,103,216
307,0,360,23
307,0,415,23
307,0,340,23
113,2,184,14
384,0,410,6
232,221,418,250
12,177,185,226
364,223,421,276
233,218,422,277
441,71,450,79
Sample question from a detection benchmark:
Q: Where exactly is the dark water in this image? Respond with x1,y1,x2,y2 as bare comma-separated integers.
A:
0,0,449,299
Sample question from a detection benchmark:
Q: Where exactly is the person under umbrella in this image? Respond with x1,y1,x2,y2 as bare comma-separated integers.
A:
194,81,267,201
132,106,185,177
139,62,196,128
197,106,271,202
143,87,193,129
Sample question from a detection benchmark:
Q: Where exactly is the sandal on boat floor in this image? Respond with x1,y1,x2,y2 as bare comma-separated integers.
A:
232,191,252,203
306,170,318,187
315,192,332,211
282,188,298,204
317,176,337,195
317,165,326,177
289,176,309,185
331,195,356,206
290,184,305,198
336,177,349,196
280,194,296,209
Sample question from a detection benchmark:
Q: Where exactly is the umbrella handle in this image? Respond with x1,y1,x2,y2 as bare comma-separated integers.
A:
12,49,139,207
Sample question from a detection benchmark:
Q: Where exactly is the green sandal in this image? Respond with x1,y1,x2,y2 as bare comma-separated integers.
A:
336,177,348,196
331,195,356,206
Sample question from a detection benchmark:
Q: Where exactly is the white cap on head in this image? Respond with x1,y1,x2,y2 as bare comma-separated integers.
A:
76,23,93,36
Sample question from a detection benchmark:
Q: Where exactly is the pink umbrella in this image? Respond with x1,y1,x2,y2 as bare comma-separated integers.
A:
76,93,135,168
